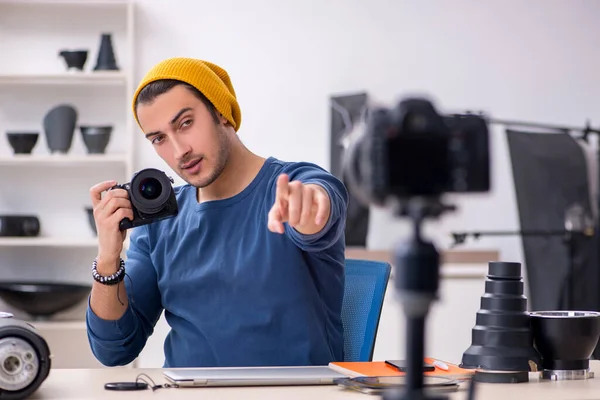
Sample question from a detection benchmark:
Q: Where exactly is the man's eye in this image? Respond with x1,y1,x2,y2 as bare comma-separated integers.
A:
151,136,164,144
181,119,192,128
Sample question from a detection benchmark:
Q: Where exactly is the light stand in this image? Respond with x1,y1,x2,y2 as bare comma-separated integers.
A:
383,199,455,400
450,228,594,311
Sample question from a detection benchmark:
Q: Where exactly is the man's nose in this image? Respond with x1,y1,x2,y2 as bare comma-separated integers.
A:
173,138,192,161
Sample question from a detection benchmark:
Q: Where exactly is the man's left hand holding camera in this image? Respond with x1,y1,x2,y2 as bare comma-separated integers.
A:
88,180,133,320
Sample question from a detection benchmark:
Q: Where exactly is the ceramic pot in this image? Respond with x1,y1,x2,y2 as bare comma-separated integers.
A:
80,125,112,154
58,50,88,71
6,132,39,154
43,105,78,154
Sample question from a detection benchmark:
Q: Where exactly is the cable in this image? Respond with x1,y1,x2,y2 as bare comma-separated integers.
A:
116,273,134,306
135,373,178,391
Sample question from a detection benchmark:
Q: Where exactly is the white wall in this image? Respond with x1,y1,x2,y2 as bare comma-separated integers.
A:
133,0,600,264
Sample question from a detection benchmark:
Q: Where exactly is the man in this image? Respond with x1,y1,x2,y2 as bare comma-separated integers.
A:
85,57,349,368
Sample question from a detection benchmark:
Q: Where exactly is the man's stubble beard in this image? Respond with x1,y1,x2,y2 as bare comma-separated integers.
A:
190,126,231,189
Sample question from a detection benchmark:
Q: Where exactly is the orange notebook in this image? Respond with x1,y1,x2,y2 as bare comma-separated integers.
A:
329,357,475,381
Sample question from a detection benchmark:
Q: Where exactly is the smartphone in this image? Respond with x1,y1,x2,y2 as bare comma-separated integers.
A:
385,359,435,372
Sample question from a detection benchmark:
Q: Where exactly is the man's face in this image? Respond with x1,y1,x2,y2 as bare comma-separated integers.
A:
136,85,230,188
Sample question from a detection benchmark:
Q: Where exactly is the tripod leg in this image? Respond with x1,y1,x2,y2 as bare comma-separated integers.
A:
382,222,450,400
406,316,425,391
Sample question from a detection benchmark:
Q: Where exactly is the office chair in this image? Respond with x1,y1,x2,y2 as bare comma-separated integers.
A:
341,258,392,362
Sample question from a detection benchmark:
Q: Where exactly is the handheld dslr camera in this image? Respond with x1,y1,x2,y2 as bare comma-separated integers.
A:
110,168,179,231
344,97,490,211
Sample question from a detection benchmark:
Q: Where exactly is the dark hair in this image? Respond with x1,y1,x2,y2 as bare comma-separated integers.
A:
134,79,220,124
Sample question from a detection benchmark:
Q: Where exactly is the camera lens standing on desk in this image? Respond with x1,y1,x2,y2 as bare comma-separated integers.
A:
110,168,179,231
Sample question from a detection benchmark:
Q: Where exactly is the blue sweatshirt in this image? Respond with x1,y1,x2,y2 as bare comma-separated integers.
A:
86,157,349,368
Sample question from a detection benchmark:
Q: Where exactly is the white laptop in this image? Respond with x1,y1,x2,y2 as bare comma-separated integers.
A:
163,365,348,387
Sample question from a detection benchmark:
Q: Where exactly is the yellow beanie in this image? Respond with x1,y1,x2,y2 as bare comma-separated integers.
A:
132,57,242,131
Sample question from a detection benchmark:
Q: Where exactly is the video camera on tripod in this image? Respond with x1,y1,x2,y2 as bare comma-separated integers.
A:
342,97,491,400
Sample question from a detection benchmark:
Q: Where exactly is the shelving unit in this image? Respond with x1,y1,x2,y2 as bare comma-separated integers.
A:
0,0,136,341
0,0,136,172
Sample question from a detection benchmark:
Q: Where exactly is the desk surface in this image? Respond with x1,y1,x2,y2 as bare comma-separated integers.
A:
30,361,600,399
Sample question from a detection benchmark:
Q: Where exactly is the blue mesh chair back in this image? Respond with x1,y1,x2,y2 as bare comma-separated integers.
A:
341,258,392,362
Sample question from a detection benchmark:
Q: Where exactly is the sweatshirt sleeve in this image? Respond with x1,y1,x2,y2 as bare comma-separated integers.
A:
85,225,163,367
273,161,349,253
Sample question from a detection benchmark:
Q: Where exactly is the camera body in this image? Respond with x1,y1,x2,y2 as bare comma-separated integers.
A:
344,97,491,207
110,168,179,231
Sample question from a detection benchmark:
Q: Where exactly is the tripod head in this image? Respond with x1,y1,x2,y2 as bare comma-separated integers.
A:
342,96,491,399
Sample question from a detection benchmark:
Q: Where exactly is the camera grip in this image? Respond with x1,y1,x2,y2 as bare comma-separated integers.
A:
118,217,134,231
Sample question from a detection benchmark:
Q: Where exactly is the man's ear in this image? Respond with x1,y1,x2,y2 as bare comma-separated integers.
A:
218,113,229,126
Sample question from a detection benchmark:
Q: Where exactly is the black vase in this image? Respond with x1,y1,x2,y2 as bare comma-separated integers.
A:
460,261,541,383
94,33,119,71
43,105,78,154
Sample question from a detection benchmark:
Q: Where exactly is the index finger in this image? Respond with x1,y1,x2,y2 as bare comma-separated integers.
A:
275,174,290,205
89,180,117,208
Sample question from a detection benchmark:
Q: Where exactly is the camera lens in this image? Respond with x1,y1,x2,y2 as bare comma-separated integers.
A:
129,168,174,215
139,178,162,200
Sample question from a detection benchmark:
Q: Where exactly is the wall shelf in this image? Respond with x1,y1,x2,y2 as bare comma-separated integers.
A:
0,237,98,248
0,154,129,167
0,0,130,7
0,72,127,86
0,237,131,249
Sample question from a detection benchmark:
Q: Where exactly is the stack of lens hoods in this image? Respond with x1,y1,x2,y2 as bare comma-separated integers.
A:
460,261,541,383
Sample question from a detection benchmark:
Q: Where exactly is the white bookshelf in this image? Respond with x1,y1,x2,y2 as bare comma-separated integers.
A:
0,0,136,336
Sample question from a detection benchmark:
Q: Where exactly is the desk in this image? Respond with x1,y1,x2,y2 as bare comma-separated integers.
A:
29,361,600,399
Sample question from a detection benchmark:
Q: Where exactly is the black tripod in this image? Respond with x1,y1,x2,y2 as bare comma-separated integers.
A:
383,200,456,400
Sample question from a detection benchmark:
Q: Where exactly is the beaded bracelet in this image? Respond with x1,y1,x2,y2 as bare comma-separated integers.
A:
92,258,125,286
